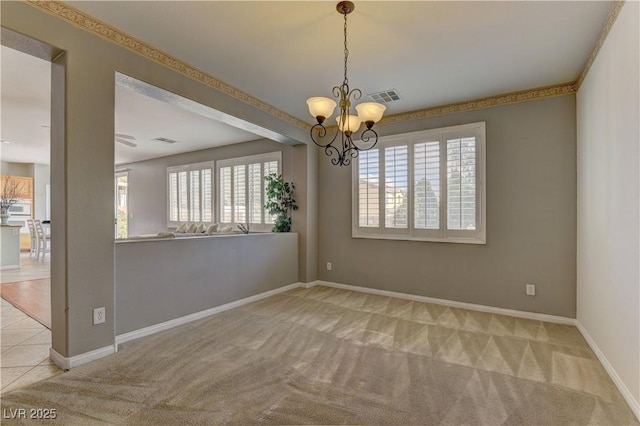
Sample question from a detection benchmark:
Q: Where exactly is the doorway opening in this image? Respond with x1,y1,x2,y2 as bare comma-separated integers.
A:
0,27,65,393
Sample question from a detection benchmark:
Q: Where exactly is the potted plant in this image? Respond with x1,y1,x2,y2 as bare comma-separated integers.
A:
0,176,23,225
264,174,298,232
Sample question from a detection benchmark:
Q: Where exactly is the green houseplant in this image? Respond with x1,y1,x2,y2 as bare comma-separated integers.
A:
264,174,298,232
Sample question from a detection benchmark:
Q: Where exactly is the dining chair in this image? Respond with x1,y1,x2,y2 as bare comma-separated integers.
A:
26,219,38,259
34,220,51,262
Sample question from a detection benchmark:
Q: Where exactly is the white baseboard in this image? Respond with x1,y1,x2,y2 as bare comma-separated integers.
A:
115,282,302,345
0,264,20,271
576,320,640,422
312,280,576,325
49,345,116,370
300,280,320,289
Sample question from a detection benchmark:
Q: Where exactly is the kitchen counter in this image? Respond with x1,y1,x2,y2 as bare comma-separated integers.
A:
1,223,23,270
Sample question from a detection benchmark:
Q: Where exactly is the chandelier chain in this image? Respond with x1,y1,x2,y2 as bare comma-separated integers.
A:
343,11,349,86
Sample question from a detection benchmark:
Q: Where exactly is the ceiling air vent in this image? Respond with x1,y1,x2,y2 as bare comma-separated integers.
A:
368,89,401,104
152,137,178,144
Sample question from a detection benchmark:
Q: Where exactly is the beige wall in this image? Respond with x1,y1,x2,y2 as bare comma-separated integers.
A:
116,233,298,335
577,1,639,410
1,1,309,357
1,161,31,177
319,95,577,317
291,144,319,283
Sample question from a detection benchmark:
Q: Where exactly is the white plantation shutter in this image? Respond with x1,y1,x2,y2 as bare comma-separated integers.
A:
447,137,476,230
414,141,440,230
233,165,246,223
169,172,178,222
216,152,281,230
248,163,262,224
167,162,215,227
353,122,485,243
189,170,201,222
178,171,188,222
384,146,408,229
358,150,380,227
201,169,212,222
264,161,279,224
220,166,232,223
264,161,278,177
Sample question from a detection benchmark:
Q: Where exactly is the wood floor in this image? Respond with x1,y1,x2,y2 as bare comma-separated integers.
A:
0,279,51,329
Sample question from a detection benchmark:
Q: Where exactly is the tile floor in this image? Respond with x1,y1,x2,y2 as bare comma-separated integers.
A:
0,298,63,395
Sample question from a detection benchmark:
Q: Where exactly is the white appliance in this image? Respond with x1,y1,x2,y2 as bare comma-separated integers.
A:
8,201,32,216
8,200,32,235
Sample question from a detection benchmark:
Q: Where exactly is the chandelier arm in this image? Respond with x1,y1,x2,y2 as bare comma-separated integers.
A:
309,123,340,148
342,145,361,160
357,128,380,151
348,88,362,103
324,144,343,166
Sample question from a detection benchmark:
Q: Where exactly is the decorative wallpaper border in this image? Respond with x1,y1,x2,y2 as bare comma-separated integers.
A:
25,0,616,130
26,0,310,131
577,0,626,89
380,82,578,125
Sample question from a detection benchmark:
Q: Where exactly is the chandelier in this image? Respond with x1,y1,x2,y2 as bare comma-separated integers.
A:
306,1,386,167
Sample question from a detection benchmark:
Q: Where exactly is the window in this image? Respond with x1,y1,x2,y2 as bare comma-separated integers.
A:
353,122,485,244
217,152,281,231
167,161,214,227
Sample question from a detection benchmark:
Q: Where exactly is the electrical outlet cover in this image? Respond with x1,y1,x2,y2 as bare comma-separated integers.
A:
93,307,106,325
526,284,536,296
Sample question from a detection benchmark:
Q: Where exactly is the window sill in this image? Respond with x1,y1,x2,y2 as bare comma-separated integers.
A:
352,232,486,245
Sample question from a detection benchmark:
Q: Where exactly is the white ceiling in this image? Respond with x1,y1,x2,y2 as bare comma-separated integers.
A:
73,1,612,120
114,84,259,165
0,46,51,165
1,1,614,166
0,46,260,166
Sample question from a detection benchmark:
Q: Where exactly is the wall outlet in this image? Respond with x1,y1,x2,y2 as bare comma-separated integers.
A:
93,307,105,325
526,284,536,296
326,262,332,271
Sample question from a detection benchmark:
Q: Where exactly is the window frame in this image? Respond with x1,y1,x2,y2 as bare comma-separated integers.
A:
166,161,215,228
216,152,282,232
352,122,486,244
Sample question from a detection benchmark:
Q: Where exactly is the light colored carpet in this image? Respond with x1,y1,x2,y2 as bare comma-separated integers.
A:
1,286,637,425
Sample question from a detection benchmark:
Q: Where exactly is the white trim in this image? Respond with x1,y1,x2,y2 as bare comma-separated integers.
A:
115,282,301,345
301,280,320,289
352,122,486,245
315,280,575,325
576,320,640,422
0,264,21,270
49,345,116,370
352,233,486,245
